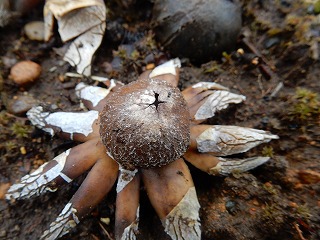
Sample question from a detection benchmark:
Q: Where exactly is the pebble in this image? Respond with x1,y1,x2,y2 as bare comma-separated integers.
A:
24,21,45,41
1,56,17,69
7,95,37,116
20,146,27,155
9,60,41,87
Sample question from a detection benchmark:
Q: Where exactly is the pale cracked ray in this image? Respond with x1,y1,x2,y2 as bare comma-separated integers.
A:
44,0,106,76
117,167,138,193
121,206,140,240
192,82,229,91
163,187,201,240
210,157,271,176
194,90,246,120
149,58,181,78
75,80,116,107
40,203,80,240
27,106,99,140
196,125,279,156
6,149,71,200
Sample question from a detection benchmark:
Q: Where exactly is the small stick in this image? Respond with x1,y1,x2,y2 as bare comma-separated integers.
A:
99,222,114,240
269,82,284,98
293,222,307,240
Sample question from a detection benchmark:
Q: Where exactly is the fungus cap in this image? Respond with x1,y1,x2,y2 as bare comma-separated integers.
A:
99,78,190,170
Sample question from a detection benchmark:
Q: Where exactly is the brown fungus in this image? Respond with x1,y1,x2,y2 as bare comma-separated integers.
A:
99,78,190,170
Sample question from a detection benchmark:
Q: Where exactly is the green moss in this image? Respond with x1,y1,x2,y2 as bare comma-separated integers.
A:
263,182,278,195
288,87,320,122
4,140,17,152
113,46,128,59
0,110,10,125
263,203,275,218
296,204,311,219
262,146,275,158
10,122,32,138
314,0,320,14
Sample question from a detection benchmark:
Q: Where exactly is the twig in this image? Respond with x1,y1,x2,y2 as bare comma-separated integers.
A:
257,74,265,95
242,37,276,70
269,82,284,98
241,36,285,99
294,222,307,240
99,222,114,240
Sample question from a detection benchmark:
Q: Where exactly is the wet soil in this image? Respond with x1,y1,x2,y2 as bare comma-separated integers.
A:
0,1,319,240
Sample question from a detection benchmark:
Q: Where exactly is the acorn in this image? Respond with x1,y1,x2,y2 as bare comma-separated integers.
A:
99,78,190,170
152,0,242,63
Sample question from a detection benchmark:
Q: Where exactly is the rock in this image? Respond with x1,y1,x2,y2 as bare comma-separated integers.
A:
152,0,242,63
9,60,41,87
7,95,37,116
24,21,45,41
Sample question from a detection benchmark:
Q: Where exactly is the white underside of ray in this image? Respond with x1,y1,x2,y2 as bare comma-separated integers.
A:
40,202,79,240
75,80,116,107
194,90,246,120
163,187,201,240
149,58,181,78
196,125,279,156
6,149,72,200
116,167,138,193
27,106,98,140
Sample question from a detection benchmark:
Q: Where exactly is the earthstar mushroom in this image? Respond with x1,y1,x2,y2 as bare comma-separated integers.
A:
6,59,278,240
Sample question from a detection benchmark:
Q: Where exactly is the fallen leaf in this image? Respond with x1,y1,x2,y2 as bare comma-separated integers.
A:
44,0,107,76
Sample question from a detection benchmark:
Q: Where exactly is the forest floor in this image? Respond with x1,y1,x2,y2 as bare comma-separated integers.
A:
0,1,319,240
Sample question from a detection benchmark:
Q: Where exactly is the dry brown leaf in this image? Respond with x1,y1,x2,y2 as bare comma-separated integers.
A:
44,0,107,76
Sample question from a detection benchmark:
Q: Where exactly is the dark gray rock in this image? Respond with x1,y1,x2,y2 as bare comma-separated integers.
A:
152,0,242,63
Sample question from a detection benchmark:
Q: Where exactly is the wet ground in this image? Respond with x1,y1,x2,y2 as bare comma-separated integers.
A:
0,1,319,239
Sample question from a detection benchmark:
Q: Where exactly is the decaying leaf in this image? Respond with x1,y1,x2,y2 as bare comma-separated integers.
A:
44,0,107,76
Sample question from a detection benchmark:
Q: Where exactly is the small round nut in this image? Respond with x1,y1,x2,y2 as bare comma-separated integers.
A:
9,60,41,87
99,78,190,170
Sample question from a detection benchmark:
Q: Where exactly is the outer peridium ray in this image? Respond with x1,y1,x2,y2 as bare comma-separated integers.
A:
6,138,106,201
27,106,99,142
115,174,140,240
26,77,122,142
41,153,118,239
139,58,181,87
183,124,279,176
75,79,123,112
141,158,201,240
182,82,246,123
